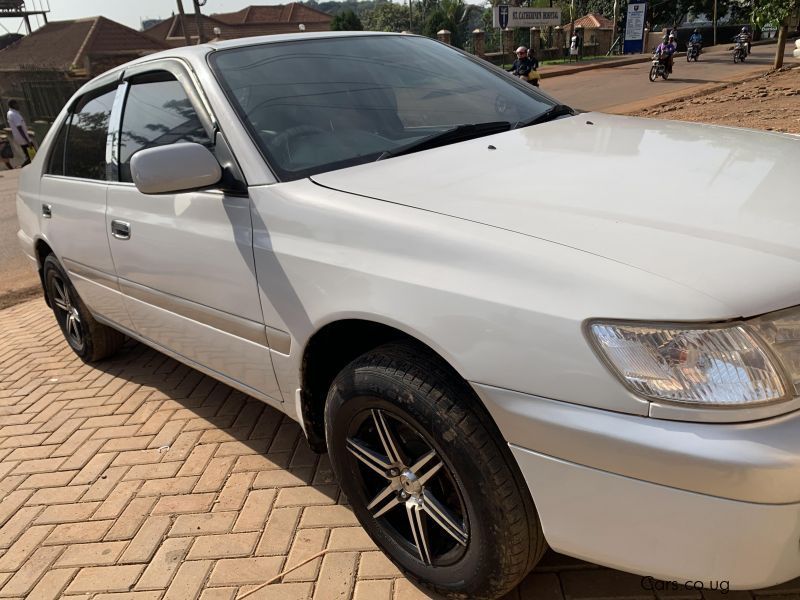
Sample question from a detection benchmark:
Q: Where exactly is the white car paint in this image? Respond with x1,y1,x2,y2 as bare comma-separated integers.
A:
15,32,800,591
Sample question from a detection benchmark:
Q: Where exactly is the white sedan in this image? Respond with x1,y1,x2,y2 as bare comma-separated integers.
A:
16,31,800,598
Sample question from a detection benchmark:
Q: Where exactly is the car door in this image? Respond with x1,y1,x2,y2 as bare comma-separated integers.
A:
105,61,282,403
39,83,133,329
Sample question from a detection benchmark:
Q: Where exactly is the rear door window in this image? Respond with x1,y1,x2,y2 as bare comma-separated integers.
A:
119,71,212,183
64,87,116,180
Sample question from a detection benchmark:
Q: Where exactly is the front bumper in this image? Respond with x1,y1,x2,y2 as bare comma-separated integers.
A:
473,383,800,589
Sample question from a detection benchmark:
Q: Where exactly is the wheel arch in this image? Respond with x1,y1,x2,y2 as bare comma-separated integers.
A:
34,237,55,307
299,317,478,453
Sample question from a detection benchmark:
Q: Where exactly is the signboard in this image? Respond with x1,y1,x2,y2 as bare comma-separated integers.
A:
623,2,646,54
498,5,509,29
493,6,561,29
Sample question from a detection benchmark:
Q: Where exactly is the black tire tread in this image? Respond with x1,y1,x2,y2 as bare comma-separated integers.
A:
330,342,547,599
43,255,125,362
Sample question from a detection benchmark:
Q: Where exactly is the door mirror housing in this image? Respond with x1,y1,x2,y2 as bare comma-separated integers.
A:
130,142,222,195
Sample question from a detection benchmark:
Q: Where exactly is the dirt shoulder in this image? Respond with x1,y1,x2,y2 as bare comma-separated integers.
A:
627,66,800,134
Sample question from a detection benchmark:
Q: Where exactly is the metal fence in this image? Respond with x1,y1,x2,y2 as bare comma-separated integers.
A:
21,78,82,121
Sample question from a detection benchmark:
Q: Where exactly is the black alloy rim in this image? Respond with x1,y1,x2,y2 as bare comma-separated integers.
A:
345,407,470,566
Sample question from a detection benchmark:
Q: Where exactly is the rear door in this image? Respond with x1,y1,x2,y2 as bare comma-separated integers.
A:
39,84,133,329
105,61,282,402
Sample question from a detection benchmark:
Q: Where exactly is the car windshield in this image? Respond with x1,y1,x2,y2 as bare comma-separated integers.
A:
210,34,560,181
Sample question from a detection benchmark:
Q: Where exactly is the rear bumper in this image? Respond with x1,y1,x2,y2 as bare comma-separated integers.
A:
473,383,800,589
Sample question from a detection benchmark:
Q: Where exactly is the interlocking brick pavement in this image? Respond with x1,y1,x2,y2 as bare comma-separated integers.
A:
0,298,798,599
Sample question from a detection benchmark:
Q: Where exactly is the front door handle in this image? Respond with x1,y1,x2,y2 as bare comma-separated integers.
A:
110,220,130,240
41,204,52,218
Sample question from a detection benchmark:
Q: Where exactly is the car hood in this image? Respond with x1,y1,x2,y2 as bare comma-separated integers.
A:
311,113,800,318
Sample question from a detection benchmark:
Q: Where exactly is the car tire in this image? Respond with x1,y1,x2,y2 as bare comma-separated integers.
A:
325,342,546,600
43,255,125,362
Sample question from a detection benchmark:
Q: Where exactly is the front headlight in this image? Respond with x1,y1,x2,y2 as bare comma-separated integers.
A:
587,320,789,406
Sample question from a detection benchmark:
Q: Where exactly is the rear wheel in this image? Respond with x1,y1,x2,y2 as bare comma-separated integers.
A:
325,342,546,599
43,255,125,361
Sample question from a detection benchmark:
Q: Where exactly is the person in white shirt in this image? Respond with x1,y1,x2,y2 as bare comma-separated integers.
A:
7,100,34,167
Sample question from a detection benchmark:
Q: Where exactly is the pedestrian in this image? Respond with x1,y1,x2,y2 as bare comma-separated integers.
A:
6,100,35,167
569,32,579,62
0,135,14,170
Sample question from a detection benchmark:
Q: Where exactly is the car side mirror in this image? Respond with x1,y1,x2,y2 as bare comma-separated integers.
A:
130,142,222,195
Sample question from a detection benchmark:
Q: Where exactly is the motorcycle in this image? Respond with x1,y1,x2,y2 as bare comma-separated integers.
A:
649,51,669,81
733,41,747,63
686,41,700,61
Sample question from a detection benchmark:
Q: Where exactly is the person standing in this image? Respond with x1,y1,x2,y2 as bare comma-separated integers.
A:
6,100,34,167
569,32,579,62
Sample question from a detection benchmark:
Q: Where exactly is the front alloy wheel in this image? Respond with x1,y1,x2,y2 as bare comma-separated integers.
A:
326,342,546,599
346,408,469,566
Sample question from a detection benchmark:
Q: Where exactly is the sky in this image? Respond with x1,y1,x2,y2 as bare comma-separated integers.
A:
4,0,296,33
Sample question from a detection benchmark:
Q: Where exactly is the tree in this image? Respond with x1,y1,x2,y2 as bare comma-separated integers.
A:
362,2,412,31
421,0,476,47
331,9,364,30
753,0,800,69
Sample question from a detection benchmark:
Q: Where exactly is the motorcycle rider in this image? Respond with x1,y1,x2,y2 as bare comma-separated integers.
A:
689,28,703,52
735,26,752,54
655,34,676,75
510,46,534,81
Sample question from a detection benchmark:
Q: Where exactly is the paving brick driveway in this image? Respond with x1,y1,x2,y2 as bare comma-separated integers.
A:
0,298,798,600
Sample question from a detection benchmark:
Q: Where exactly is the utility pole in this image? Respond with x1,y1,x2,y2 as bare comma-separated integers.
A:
612,0,619,53
193,0,206,44
712,0,717,46
569,0,576,42
176,0,192,47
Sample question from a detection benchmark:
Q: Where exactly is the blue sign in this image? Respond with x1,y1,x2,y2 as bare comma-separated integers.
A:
623,2,646,54
499,5,509,29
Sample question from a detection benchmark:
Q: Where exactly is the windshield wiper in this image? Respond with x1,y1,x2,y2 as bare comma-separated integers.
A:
377,121,511,160
513,104,575,129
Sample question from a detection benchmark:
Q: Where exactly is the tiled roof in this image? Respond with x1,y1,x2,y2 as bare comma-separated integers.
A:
573,13,614,29
145,13,229,43
213,3,332,24
0,17,167,71
146,5,333,46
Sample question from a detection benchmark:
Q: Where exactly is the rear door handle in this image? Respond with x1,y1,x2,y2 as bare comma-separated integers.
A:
41,204,52,218
110,220,130,240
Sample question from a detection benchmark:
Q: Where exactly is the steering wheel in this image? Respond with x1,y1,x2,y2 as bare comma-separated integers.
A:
271,125,329,163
